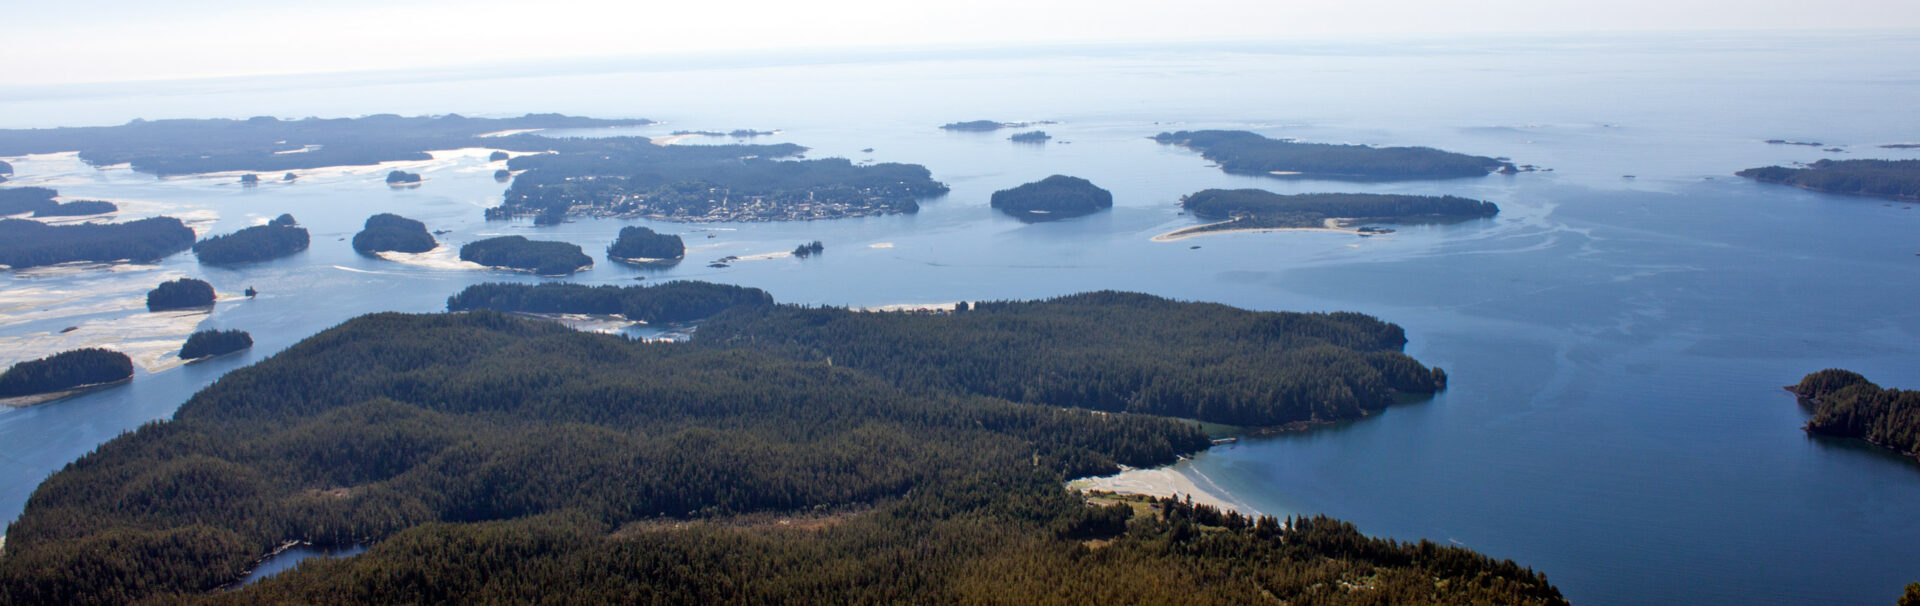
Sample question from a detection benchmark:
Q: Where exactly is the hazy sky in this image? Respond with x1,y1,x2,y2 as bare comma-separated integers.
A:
9,0,1918,85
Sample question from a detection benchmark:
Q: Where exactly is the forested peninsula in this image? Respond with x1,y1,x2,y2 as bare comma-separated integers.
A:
1155,130,1514,180
990,175,1113,221
0,297,1560,605
0,348,133,400
493,138,948,222
0,187,60,216
1737,159,1920,201
0,113,652,176
1790,369,1920,460
0,217,195,269
1162,189,1500,238
458,236,592,275
193,216,309,265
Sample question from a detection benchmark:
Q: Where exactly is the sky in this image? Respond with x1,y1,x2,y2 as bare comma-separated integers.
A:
7,0,1919,85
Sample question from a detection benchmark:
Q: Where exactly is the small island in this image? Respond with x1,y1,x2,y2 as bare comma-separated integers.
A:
606,226,685,264
1736,159,1920,201
940,120,1055,132
32,199,117,217
351,213,437,254
385,170,422,186
493,169,511,181
447,280,772,323
1788,369,1920,460
0,159,12,179
0,186,58,216
0,348,133,404
459,236,592,275
1155,189,1498,240
0,216,195,269
489,150,509,161
1008,131,1051,144
193,216,310,265
1154,130,1515,180
990,175,1114,221
179,329,253,360
282,172,298,181
239,173,260,185
146,277,216,311
792,240,824,258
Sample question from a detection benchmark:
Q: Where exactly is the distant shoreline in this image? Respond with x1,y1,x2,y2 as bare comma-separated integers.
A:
1151,217,1360,242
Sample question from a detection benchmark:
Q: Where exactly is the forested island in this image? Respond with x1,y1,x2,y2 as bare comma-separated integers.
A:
0,159,12,181
33,199,117,217
0,348,133,400
0,298,1561,605
606,226,685,263
351,213,437,254
0,113,653,176
792,240,825,257
447,281,771,323
180,329,254,360
990,175,1114,221
0,186,59,216
1009,131,1052,143
0,217,195,269
385,170,421,185
672,129,777,138
146,277,216,311
1154,130,1515,180
1160,189,1499,239
458,236,592,275
493,138,948,222
940,120,1055,132
1789,369,1920,460
1736,159,1920,201
193,216,309,265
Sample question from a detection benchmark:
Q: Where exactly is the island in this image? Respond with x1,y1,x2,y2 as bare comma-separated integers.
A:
193,217,310,265
606,225,685,264
1008,131,1051,143
940,119,1055,132
0,186,58,216
0,216,195,269
1736,159,1920,201
1156,189,1499,240
351,213,437,255
0,113,654,176
489,150,509,161
1788,369,1920,460
33,200,118,217
490,138,948,222
0,294,1563,605
446,280,771,323
0,348,133,402
1154,130,1515,180
385,170,422,186
459,236,592,275
282,172,298,181
146,277,216,311
670,129,777,138
492,168,511,181
792,240,824,258
990,175,1114,221
239,173,259,185
179,329,253,360
0,159,11,180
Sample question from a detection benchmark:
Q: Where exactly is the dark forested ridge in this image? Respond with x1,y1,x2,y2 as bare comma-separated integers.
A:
31,200,117,217
0,348,133,398
1737,159,1920,201
446,281,771,323
458,236,592,275
146,277,216,311
696,291,1446,427
0,186,58,216
1179,189,1499,229
193,220,310,265
1155,130,1514,180
607,225,685,262
180,329,254,360
990,175,1113,221
0,113,653,176
495,138,948,222
351,213,436,255
0,217,195,269
0,305,1558,605
1790,369,1920,459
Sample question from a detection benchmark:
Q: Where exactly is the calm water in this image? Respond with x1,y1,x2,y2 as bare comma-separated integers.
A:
3,32,1919,605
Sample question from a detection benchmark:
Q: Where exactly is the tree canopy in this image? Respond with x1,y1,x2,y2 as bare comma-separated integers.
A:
1155,130,1513,180
0,217,194,269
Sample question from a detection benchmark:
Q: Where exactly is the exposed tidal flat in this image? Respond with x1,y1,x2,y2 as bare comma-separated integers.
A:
3,33,1920,604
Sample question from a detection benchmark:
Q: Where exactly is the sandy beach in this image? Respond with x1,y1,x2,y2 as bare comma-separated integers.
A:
375,246,488,271
1151,217,1361,242
1068,464,1261,516
854,301,960,313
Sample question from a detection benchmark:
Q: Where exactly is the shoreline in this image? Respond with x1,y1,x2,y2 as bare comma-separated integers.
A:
1151,217,1359,242
1068,461,1260,516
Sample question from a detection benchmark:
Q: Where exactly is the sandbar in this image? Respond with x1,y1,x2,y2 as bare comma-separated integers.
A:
1151,217,1359,242
1068,464,1260,516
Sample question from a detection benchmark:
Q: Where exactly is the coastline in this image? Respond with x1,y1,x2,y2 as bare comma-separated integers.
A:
1151,217,1359,242
1068,461,1262,516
